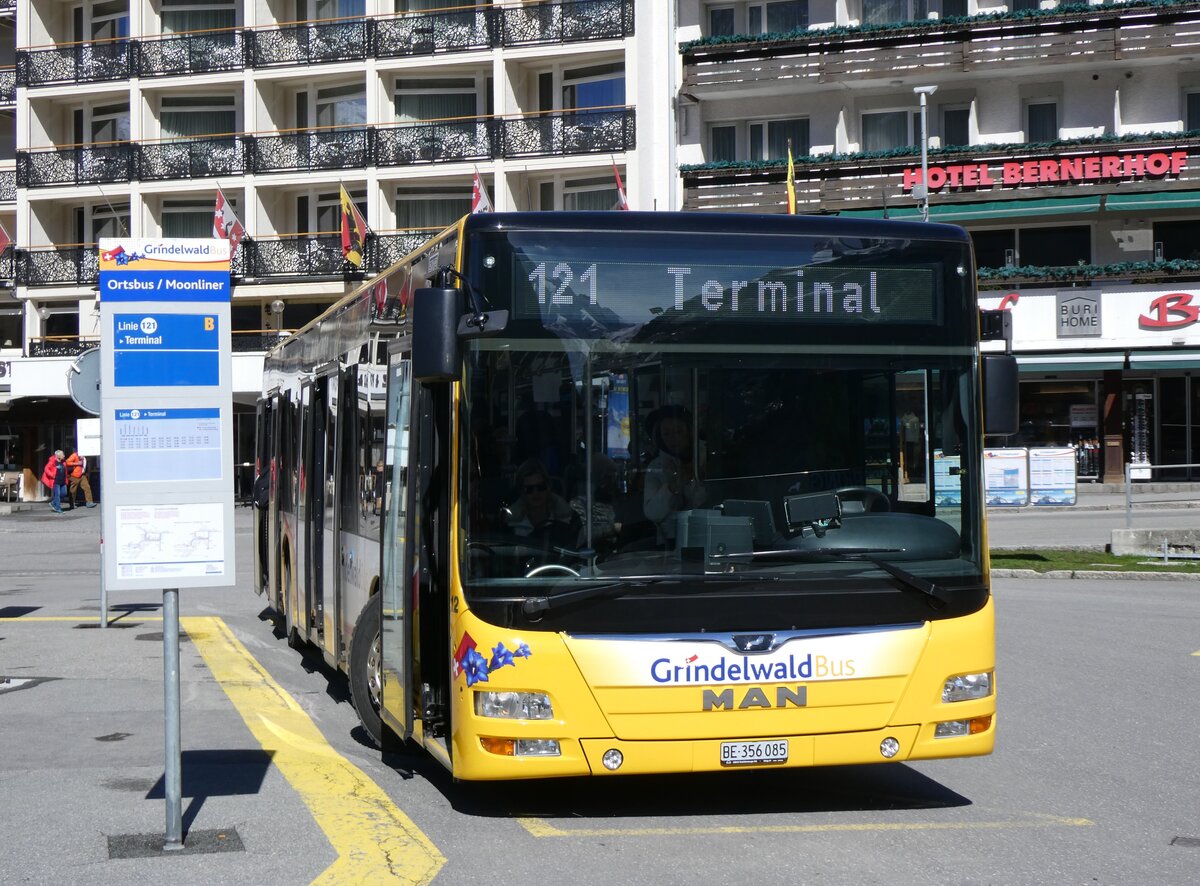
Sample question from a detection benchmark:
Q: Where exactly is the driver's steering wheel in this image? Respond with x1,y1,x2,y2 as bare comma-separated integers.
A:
835,486,891,514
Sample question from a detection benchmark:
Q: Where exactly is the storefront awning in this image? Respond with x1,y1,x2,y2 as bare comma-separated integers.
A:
841,195,1102,222
1104,190,1200,212
1016,353,1124,372
1128,350,1200,370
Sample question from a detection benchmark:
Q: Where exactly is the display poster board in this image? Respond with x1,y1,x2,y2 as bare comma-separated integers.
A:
606,372,631,460
1029,447,1078,506
98,238,235,590
983,448,1030,507
932,450,962,507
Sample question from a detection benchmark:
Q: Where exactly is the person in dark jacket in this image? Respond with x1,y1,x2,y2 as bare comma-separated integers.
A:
40,450,68,514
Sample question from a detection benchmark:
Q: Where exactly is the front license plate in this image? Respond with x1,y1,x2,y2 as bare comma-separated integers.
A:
720,739,789,766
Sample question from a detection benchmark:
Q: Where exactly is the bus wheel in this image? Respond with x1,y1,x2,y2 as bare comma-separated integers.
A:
349,597,384,748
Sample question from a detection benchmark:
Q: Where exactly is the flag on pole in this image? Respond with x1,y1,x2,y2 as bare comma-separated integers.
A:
612,160,629,210
0,221,11,255
471,171,493,214
213,186,246,259
786,141,797,215
340,184,368,268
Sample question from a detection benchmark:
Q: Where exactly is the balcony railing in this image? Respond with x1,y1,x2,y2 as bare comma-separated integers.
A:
20,0,635,86
682,1,1200,96
15,230,443,286
136,29,245,79
17,108,635,187
248,16,371,67
28,336,100,358
683,132,1200,215
0,171,15,202
17,40,133,86
0,68,14,106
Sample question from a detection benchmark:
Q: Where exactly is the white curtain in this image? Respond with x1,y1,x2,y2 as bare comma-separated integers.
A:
396,93,475,122
396,197,471,229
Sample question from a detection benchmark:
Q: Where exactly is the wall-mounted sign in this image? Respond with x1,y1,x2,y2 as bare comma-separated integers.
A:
903,150,1188,193
1057,292,1101,338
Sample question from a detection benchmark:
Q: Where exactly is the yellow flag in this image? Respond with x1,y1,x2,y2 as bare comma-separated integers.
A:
786,143,797,215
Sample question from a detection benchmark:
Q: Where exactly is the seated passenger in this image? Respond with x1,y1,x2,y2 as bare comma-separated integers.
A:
504,459,576,538
570,454,622,549
643,406,706,545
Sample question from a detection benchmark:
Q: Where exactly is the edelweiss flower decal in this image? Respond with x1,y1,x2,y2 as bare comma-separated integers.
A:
453,633,533,685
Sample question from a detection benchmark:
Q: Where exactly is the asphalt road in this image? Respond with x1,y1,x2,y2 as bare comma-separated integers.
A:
1,505,1198,885
987,505,1200,550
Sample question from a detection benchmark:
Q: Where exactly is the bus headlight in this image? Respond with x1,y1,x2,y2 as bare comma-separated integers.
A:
942,671,992,703
474,691,554,720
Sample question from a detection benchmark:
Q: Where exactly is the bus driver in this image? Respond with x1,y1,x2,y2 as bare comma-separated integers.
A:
643,406,705,545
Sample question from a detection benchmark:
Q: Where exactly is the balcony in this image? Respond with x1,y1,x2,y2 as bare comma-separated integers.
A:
248,16,371,67
137,29,246,79
0,171,15,202
0,67,14,106
139,136,248,181
17,39,133,87
27,336,100,358
682,131,1200,214
681,2,1200,97
17,108,635,187
19,0,635,87
14,230,441,287
251,127,371,175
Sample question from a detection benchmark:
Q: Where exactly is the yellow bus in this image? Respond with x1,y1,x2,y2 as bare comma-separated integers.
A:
254,211,1017,780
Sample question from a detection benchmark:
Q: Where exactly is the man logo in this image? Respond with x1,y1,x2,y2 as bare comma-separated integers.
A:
731,633,775,653
702,686,807,711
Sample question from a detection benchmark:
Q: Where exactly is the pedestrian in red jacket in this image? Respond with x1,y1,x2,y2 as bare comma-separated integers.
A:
40,450,68,514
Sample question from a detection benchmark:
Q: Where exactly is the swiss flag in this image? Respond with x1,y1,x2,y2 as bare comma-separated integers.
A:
213,186,246,259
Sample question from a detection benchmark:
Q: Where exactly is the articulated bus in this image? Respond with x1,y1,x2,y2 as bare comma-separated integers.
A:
254,211,1018,780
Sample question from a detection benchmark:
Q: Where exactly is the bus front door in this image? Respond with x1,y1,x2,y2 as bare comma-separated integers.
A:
319,371,339,663
380,349,415,744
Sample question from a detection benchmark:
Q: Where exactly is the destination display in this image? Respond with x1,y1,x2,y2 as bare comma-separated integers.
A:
512,258,938,326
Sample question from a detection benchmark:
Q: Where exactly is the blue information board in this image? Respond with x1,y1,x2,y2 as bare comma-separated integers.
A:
114,407,223,483
113,313,220,387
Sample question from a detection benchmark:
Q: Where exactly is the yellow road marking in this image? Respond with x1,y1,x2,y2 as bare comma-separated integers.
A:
518,814,1093,838
183,616,445,885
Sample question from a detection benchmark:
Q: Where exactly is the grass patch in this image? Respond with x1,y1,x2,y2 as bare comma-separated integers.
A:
990,548,1200,574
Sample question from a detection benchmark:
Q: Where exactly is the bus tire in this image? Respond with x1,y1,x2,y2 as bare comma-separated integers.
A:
349,596,384,749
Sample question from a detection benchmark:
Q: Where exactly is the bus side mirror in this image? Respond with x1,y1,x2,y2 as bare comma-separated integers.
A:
982,354,1019,437
412,287,463,382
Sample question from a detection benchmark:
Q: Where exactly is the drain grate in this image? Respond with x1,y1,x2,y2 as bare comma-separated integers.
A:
1171,836,1200,848
107,828,244,859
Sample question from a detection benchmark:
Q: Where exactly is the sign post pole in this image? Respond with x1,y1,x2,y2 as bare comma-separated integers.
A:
163,587,182,849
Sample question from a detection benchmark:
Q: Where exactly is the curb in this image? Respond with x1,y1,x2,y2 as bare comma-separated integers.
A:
992,568,1200,581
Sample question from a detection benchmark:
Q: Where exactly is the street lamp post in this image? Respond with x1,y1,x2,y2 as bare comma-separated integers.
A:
913,85,938,222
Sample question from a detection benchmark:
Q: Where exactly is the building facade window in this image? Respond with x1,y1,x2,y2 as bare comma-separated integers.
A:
562,63,625,110
710,124,736,162
1186,91,1200,131
75,0,129,40
0,308,21,349
749,117,809,160
942,106,970,148
163,199,218,238
749,1,807,32
971,225,1090,267
75,203,130,242
1026,101,1058,142
861,0,927,26
709,5,735,34
563,175,620,211
1154,220,1200,261
861,110,915,151
160,0,236,33
160,95,237,138
297,189,365,233
394,78,477,121
395,187,471,229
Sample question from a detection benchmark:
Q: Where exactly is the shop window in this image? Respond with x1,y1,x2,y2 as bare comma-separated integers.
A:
1017,380,1098,451
0,308,21,349
970,229,1015,268
1153,219,1200,261
1026,101,1058,142
942,107,969,148
1019,225,1089,267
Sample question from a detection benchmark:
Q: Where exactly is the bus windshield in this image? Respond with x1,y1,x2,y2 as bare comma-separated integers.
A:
458,223,982,618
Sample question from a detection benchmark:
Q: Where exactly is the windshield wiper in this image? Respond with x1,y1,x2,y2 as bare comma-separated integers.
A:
520,577,676,616
713,547,949,607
